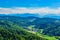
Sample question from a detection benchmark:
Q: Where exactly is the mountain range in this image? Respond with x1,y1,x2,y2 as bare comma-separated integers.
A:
0,13,60,40
0,13,60,19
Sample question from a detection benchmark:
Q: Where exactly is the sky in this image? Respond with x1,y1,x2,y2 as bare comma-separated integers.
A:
0,0,60,15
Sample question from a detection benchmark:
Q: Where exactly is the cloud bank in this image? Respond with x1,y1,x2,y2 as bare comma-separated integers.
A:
0,7,60,15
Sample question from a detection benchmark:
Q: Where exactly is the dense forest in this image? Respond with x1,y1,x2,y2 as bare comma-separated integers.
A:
0,20,48,40
0,16,60,40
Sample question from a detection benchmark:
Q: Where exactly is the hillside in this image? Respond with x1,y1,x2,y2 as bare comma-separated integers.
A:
0,16,60,36
0,19,48,40
0,15,60,40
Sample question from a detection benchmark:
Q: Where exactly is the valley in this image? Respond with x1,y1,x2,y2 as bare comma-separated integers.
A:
0,15,60,40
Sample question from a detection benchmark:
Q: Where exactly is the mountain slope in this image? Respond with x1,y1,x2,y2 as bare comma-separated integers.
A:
0,15,60,40
0,15,60,36
0,20,48,40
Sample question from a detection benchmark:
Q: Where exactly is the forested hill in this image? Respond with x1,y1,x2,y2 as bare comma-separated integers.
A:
0,16,60,40
0,20,48,40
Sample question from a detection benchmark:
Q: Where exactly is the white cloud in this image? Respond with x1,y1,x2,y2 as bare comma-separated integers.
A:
0,7,60,15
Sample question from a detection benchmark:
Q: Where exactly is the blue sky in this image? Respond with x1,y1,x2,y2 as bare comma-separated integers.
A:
0,0,60,14
0,0,60,8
